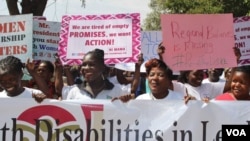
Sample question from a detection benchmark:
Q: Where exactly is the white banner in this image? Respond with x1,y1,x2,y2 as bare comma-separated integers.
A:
0,98,249,141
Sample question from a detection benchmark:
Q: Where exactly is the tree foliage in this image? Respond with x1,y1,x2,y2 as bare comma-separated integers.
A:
143,0,250,30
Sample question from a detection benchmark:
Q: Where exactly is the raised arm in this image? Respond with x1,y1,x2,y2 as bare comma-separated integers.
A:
130,53,144,95
63,65,75,86
233,47,241,63
25,58,51,98
157,42,165,61
54,57,64,100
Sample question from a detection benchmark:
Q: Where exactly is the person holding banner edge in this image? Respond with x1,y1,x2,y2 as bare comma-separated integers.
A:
135,58,184,100
63,48,127,100
215,65,250,100
21,59,61,99
157,42,242,102
112,57,184,101
111,53,145,102
0,56,46,103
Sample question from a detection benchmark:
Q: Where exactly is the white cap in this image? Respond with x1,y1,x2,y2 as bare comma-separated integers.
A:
140,62,146,73
114,62,146,73
115,63,135,72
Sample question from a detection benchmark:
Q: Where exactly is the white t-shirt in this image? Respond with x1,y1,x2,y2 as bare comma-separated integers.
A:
108,76,119,84
63,84,127,100
136,90,183,100
202,78,226,84
172,81,224,100
202,78,225,95
108,76,131,94
0,87,42,98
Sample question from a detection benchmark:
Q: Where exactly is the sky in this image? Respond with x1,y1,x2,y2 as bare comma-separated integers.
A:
0,0,152,23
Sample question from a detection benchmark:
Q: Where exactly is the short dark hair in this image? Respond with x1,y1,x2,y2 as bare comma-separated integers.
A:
0,56,24,74
177,71,190,84
39,60,54,74
233,65,250,77
84,48,105,65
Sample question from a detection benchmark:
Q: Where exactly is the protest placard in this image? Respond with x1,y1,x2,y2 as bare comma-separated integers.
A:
33,20,60,62
0,14,33,62
58,13,141,65
161,14,237,71
141,31,162,61
234,16,250,66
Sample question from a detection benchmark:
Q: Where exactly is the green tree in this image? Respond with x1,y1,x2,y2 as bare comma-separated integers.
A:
143,0,168,30
223,0,250,17
143,0,250,30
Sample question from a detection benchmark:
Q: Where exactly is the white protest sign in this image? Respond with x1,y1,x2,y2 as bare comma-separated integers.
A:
59,13,141,65
33,20,60,62
0,14,33,62
234,16,250,66
141,31,162,61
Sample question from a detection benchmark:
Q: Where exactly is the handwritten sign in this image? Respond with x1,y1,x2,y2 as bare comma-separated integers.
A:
234,16,250,66
141,31,162,61
59,13,141,65
161,14,237,71
0,14,33,62
33,20,60,62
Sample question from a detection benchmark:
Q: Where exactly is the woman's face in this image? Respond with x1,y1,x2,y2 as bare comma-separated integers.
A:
187,70,204,87
207,68,224,82
147,67,171,98
36,62,53,81
0,73,23,96
231,71,250,100
81,54,104,82
116,69,134,85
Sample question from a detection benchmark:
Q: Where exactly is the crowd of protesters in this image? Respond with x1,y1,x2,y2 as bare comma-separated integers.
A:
0,44,249,103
